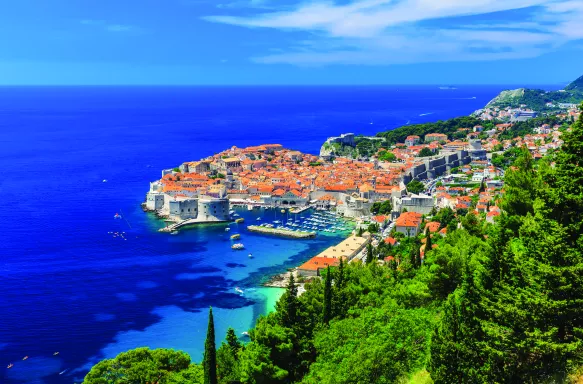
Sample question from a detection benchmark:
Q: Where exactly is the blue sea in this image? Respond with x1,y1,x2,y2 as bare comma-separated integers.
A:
0,85,508,383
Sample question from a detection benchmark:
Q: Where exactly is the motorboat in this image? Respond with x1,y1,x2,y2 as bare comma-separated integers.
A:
7,363,13,369
231,243,245,250
248,253,253,258
114,213,122,219
235,218,245,224
230,234,241,240
235,287,244,294
225,227,231,231
22,356,28,361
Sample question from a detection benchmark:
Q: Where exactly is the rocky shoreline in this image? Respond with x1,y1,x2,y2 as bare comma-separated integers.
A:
262,268,308,296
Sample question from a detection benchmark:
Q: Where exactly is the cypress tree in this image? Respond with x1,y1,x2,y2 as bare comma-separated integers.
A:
425,228,432,256
334,258,347,318
225,327,241,358
203,307,217,384
336,257,345,289
323,266,333,325
278,273,300,327
366,243,374,264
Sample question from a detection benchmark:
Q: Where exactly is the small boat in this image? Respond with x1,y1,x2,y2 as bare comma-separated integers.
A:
242,331,250,336
256,217,261,221
102,179,108,183
114,213,122,219
230,234,241,240
225,227,231,232
235,218,244,224
235,287,244,294
22,356,28,360
53,352,60,356
248,253,253,258
7,363,13,369
59,369,68,375
231,243,245,250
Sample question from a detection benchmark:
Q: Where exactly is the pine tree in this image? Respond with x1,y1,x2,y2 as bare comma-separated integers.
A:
479,179,485,193
203,307,218,384
323,266,333,325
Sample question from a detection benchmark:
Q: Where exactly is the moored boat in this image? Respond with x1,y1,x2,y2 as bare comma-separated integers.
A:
230,234,241,240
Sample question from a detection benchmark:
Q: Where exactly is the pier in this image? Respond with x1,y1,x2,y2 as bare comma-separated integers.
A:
247,225,316,239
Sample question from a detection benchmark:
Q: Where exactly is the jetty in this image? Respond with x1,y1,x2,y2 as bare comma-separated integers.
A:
290,205,312,214
159,219,228,233
247,225,316,239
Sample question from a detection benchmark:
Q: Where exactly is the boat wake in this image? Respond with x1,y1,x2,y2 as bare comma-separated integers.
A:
419,112,433,117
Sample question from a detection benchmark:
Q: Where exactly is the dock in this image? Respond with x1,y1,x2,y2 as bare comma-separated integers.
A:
247,225,316,239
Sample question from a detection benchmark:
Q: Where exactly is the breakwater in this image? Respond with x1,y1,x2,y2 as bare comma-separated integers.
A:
247,225,316,239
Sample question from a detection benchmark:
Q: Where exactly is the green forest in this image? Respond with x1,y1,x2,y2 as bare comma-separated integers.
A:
83,106,583,383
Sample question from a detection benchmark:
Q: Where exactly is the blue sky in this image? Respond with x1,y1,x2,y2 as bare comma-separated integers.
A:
0,0,582,85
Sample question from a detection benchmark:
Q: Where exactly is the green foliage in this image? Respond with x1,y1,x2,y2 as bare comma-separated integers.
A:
83,348,197,384
204,308,218,384
173,167,181,172
378,150,397,162
407,180,425,194
309,162,322,167
303,303,433,384
371,200,392,215
433,207,455,229
376,116,484,145
418,147,435,157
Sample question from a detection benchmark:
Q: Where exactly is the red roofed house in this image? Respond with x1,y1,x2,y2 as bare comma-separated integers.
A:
298,257,341,277
405,135,421,147
425,221,441,233
395,211,423,237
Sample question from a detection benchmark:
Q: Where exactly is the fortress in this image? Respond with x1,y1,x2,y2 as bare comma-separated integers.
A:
144,181,230,223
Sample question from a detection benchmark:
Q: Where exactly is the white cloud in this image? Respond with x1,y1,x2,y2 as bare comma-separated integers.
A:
202,0,583,65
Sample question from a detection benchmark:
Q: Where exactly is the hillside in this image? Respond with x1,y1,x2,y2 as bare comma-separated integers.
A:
565,74,583,91
485,73,583,111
